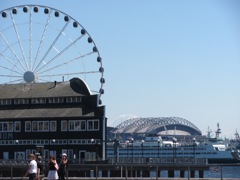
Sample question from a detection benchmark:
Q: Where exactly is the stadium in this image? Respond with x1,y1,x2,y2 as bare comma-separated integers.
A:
108,117,204,142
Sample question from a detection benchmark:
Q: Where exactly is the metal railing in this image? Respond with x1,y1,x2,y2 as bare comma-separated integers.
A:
108,157,207,165
0,161,239,179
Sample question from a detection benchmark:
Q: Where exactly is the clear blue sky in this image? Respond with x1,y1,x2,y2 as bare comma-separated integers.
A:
1,0,240,138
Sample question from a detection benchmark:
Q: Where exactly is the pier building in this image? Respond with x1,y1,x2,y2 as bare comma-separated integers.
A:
0,78,106,162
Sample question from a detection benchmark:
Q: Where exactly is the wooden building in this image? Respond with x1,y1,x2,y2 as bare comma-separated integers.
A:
0,77,106,163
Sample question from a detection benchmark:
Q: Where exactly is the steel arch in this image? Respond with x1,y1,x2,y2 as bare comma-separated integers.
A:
114,117,202,135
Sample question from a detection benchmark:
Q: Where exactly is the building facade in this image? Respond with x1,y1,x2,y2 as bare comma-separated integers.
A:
0,78,106,163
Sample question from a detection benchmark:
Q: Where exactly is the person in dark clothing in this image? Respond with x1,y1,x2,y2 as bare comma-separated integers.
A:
47,155,59,180
36,156,44,180
58,153,68,180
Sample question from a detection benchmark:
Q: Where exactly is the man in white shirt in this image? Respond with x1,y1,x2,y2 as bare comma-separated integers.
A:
25,154,38,180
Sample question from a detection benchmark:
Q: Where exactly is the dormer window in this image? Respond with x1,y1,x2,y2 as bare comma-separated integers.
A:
49,97,64,103
31,98,46,104
66,97,82,103
0,99,12,105
14,99,29,104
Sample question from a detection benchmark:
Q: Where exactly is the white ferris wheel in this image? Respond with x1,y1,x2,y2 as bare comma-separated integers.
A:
0,5,105,102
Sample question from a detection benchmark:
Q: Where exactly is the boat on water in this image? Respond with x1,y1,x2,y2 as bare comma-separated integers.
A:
107,124,238,164
230,129,240,161
107,136,237,164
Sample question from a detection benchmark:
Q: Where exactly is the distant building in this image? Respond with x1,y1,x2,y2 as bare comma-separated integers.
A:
0,78,106,163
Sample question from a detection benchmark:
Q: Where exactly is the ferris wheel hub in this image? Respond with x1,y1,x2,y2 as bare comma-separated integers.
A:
23,71,35,83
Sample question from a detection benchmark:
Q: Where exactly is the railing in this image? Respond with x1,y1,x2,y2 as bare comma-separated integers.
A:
0,159,240,179
0,160,28,166
108,157,207,165
0,157,207,166
0,163,239,179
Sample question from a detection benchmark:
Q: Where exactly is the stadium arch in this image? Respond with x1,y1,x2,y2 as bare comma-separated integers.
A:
112,117,202,136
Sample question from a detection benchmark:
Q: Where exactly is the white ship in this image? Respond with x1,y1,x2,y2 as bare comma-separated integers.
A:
107,124,238,164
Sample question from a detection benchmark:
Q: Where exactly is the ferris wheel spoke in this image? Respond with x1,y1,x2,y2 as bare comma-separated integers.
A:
0,65,23,75
0,74,22,78
36,34,85,73
4,78,24,84
32,9,52,71
33,21,70,72
0,53,25,73
29,7,33,71
10,12,29,70
0,32,27,71
38,70,100,77
37,52,94,74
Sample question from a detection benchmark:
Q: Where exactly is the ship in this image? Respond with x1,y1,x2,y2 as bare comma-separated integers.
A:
230,129,240,161
107,124,238,164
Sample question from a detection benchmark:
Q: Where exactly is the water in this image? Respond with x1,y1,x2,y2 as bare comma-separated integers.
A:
151,166,240,178
205,166,240,178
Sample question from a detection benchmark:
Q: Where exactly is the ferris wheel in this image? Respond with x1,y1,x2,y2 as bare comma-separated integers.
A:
0,5,105,101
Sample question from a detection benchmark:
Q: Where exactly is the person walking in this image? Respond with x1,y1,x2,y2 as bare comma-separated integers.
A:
36,156,44,180
47,155,59,180
58,153,68,180
24,154,37,180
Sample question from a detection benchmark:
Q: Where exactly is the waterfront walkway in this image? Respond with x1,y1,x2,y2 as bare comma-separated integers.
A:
0,160,239,179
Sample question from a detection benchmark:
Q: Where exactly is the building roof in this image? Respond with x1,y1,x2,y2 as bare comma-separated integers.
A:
0,78,91,99
0,78,105,120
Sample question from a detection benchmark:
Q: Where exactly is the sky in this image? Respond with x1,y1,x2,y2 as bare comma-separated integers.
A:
0,0,240,138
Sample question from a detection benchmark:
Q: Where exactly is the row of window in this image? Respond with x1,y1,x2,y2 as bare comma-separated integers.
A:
111,147,207,151
0,139,100,145
13,149,94,161
0,97,82,105
0,120,99,132
107,151,217,157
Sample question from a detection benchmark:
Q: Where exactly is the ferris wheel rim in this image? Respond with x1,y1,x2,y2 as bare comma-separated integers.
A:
0,4,105,100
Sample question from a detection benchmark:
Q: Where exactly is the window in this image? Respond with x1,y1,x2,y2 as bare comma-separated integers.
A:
50,121,57,131
8,122,13,131
32,122,38,131
81,121,86,130
62,149,68,156
14,99,29,104
31,98,46,104
14,99,19,104
49,98,64,103
26,121,50,132
0,99,12,105
87,120,99,131
69,120,86,131
61,121,67,131
15,121,21,132
75,121,80,130
0,122,13,132
44,122,49,131
68,150,73,159
39,122,44,131
69,121,74,131
25,121,31,132
66,97,82,103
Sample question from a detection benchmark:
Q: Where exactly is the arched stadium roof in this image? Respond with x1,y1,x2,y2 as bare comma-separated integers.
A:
112,117,202,135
